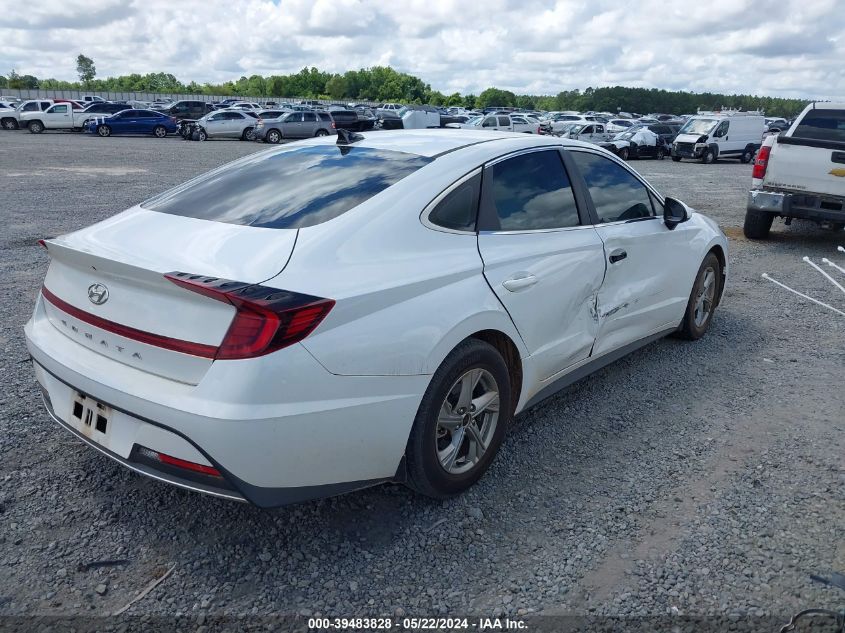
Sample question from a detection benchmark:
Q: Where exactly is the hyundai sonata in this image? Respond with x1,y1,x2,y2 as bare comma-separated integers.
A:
25,130,727,507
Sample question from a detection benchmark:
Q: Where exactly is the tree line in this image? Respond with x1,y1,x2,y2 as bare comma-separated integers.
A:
1,61,810,117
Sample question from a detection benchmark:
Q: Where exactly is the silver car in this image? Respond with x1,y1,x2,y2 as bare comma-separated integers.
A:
196,110,258,141
253,110,337,143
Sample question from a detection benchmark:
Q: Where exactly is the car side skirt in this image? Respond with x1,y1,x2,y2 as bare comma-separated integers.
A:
523,327,677,411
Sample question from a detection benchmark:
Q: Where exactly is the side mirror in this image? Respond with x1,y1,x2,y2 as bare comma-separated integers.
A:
663,197,690,230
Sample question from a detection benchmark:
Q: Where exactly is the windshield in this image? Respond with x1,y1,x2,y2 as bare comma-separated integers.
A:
465,116,482,126
142,145,432,229
679,118,717,136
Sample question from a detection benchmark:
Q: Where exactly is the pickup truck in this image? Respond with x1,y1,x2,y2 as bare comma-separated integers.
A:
745,102,845,239
1,99,53,130
19,102,131,133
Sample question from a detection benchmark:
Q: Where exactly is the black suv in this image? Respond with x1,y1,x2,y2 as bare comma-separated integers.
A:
156,100,214,121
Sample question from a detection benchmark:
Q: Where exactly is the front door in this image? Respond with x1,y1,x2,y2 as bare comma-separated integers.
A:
568,149,699,356
477,148,606,381
44,104,71,128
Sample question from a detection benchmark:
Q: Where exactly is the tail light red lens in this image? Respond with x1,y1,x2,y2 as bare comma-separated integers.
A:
165,272,334,360
752,145,771,179
332,122,336,129
136,446,221,477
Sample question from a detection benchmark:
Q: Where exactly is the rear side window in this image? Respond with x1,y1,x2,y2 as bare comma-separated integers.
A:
318,112,332,121
428,173,481,232
570,151,654,223
793,109,845,143
304,112,317,122
142,146,432,229
486,150,580,231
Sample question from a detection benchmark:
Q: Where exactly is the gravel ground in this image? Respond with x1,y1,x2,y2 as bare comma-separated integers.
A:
0,132,843,630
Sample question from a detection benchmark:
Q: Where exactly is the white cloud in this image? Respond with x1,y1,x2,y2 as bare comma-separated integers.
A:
1,0,843,99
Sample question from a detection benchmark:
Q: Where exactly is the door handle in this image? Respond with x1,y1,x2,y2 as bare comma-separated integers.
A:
609,249,627,264
502,274,537,292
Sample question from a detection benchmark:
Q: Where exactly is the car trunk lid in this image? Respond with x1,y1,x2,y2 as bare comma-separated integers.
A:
40,208,297,384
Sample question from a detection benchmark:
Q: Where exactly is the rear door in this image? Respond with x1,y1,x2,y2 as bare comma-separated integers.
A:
568,149,698,355
302,112,318,136
477,147,606,381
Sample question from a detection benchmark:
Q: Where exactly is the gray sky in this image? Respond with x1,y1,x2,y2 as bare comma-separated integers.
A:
2,0,843,99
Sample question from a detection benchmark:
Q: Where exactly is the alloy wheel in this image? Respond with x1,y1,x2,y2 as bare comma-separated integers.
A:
693,267,716,328
435,368,500,475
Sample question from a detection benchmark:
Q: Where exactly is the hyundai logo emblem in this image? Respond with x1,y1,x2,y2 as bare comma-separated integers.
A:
87,283,109,305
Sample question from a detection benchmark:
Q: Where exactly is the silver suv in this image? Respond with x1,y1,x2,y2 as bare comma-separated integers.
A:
253,110,336,143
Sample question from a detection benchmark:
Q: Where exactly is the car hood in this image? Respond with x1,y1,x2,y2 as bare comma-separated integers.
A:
674,133,704,144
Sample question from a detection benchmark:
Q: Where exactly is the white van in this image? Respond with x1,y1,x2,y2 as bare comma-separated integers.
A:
672,112,765,163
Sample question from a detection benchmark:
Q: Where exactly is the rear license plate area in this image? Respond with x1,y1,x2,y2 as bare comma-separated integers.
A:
70,392,111,440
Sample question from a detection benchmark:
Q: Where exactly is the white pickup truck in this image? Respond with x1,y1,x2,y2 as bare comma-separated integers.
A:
18,102,99,133
745,102,845,238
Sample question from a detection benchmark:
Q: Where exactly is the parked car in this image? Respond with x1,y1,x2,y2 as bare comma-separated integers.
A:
252,110,336,143
155,100,214,121
19,102,80,133
2,99,53,130
85,109,178,137
194,109,258,141
76,102,132,129
672,113,765,163
80,95,106,103
560,122,614,143
600,126,666,160
353,107,377,131
26,130,727,507
228,102,262,111
744,102,845,238
0,102,18,129
606,119,635,133
328,109,363,131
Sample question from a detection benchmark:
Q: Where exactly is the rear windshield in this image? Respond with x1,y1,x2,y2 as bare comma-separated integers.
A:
142,145,432,229
793,109,845,143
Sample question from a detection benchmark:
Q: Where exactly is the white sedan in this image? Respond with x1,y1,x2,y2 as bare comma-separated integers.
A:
26,130,728,507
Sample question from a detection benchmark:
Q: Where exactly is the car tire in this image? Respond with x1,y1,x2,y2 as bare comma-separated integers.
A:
405,338,511,499
197,128,207,142
28,121,44,134
618,147,629,160
241,127,254,141
672,155,682,162
315,129,329,137
740,146,754,164
743,208,774,239
701,148,716,164
266,129,281,144
2,117,19,130
676,252,721,341
96,124,111,137
656,147,666,160
153,125,167,138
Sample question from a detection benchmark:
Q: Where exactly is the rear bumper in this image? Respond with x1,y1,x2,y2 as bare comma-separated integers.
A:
747,189,845,222
25,295,428,507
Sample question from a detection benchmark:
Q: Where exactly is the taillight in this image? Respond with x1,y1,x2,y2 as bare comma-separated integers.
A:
37,239,47,249
165,272,334,360
332,122,336,129
752,145,771,179
136,446,222,477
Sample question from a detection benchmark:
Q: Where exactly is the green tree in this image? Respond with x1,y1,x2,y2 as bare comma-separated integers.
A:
76,54,96,87
477,87,517,108
0,75,6,88
324,75,348,100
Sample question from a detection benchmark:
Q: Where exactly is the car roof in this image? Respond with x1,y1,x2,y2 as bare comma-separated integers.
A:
299,129,597,159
